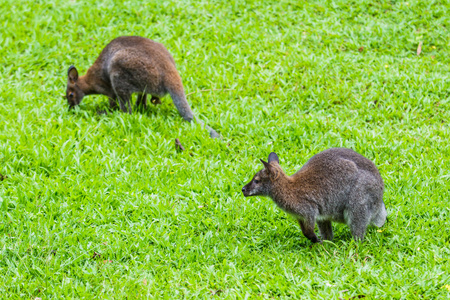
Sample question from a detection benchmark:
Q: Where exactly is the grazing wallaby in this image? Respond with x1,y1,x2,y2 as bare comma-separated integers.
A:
242,148,387,243
65,36,219,138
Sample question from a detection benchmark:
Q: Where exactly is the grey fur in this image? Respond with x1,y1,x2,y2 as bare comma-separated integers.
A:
65,36,219,138
242,148,387,243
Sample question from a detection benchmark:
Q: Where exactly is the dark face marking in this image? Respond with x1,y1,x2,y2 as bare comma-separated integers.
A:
242,168,271,197
65,85,84,107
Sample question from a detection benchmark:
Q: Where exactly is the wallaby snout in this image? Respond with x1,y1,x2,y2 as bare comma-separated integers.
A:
242,176,258,197
241,182,252,197
241,185,248,196
242,174,267,197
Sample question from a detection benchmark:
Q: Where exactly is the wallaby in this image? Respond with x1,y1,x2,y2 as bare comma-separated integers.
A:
65,36,219,138
242,148,387,243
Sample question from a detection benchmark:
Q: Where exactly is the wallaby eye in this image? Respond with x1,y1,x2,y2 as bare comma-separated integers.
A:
254,179,260,184
69,93,74,98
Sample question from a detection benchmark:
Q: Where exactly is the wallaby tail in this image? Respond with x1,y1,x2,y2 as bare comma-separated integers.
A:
168,87,194,122
168,87,220,138
194,116,220,138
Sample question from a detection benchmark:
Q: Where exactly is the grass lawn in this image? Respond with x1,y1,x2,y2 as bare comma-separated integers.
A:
1,0,450,298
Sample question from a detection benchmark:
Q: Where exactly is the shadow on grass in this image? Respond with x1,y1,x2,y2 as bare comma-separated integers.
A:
74,96,180,120
246,223,387,253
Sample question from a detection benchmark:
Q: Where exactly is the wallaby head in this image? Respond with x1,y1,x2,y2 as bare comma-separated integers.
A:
65,66,85,108
242,152,283,197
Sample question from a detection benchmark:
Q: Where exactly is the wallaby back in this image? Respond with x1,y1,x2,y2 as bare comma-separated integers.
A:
65,36,219,138
242,148,386,243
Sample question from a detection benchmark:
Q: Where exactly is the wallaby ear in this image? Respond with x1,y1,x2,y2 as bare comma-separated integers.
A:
260,158,276,175
268,152,280,164
260,159,269,169
68,65,78,83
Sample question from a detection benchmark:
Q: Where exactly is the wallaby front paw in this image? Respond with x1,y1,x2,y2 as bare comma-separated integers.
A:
311,238,321,244
151,96,162,105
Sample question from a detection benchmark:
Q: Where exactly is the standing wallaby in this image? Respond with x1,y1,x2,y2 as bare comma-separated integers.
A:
65,36,219,138
242,148,387,242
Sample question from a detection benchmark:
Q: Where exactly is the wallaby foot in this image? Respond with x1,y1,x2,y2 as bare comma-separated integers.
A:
317,220,334,241
136,94,161,109
299,219,320,243
151,96,162,105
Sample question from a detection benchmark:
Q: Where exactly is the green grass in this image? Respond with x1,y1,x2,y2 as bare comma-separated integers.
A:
1,0,450,298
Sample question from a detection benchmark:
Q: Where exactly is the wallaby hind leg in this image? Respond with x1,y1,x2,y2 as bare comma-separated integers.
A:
298,219,320,243
317,220,333,241
347,206,370,241
371,202,387,228
116,94,131,113
136,93,147,109
112,90,132,114
111,72,133,114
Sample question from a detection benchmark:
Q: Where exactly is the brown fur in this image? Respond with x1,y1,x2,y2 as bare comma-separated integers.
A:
65,36,219,138
242,149,387,243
